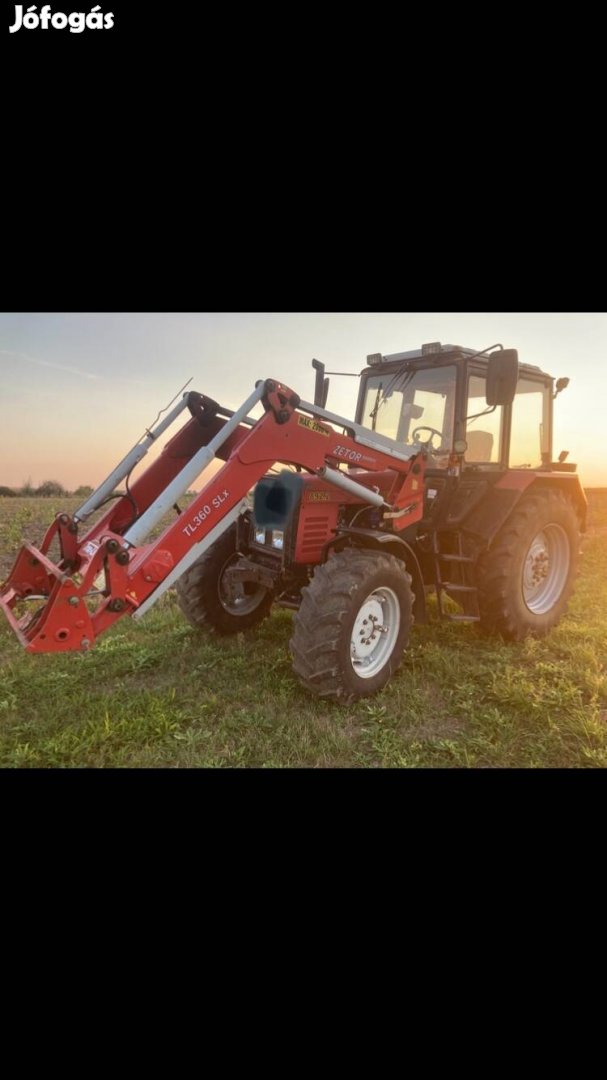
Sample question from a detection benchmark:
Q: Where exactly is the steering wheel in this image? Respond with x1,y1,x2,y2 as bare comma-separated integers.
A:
412,426,445,449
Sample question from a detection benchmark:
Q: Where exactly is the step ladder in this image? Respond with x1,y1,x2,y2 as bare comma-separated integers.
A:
431,531,480,622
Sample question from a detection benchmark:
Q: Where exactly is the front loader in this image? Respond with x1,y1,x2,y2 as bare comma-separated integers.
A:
0,375,426,699
0,344,587,702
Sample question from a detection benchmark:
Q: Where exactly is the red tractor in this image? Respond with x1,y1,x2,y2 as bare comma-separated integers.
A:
0,343,586,702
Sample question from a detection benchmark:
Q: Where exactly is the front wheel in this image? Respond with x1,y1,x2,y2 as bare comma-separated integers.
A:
290,548,414,701
175,524,273,635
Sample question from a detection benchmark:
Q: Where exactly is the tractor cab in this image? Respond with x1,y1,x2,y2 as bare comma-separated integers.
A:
354,342,555,473
349,343,573,530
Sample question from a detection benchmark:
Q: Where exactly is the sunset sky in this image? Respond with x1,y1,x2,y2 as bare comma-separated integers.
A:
1,312,606,489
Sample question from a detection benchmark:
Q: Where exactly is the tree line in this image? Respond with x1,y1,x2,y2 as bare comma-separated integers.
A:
0,481,94,498
0,483,200,499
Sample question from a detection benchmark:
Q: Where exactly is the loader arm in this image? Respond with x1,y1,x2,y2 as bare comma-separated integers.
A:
0,379,425,654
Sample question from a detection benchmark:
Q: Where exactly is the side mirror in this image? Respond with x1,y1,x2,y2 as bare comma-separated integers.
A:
486,349,519,407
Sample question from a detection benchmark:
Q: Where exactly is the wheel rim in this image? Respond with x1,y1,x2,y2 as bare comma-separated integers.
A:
522,523,570,615
350,587,401,679
218,555,268,616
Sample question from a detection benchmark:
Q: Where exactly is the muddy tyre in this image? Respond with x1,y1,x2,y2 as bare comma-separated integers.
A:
290,548,414,701
175,524,273,635
476,489,580,640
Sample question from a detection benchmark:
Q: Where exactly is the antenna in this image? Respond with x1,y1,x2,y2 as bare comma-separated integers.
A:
144,377,194,437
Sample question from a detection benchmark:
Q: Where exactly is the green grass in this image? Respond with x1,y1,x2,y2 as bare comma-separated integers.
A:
1,494,606,768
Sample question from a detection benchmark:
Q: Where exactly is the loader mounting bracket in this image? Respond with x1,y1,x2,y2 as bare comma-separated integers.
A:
187,391,221,427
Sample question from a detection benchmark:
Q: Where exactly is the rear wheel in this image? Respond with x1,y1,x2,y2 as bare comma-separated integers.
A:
175,524,273,635
476,489,580,640
290,548,414,701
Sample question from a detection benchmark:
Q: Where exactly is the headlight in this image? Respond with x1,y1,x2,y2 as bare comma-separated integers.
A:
254,527,284,550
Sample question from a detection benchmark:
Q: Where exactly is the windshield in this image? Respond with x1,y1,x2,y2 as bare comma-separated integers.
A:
361,365,457,452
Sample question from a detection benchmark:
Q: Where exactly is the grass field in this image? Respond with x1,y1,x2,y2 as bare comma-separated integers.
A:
1,492,606,768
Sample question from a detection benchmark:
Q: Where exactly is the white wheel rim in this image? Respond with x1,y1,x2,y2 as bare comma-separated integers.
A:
522,523,570,615
350,587,401,679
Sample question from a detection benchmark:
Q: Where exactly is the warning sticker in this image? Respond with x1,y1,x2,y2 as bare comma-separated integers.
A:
298,415,330,437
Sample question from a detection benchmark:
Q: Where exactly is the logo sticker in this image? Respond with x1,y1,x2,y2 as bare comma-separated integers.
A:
298,415,330,437
332,444,362,463
182,489,230,538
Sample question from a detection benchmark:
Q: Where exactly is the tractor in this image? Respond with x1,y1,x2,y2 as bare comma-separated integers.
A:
0,343,586,702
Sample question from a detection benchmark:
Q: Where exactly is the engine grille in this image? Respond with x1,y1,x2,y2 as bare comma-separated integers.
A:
296,513,333,562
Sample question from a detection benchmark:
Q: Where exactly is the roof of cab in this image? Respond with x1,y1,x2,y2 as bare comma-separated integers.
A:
366,344,546,378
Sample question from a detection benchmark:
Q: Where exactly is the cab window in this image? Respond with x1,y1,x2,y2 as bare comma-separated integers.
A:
510,378,549,468
362,365,457,463
466,374,503,464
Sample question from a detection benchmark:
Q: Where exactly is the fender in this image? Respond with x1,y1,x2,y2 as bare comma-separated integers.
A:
458,472,588,546
495,472,587,529
322,527,427,624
